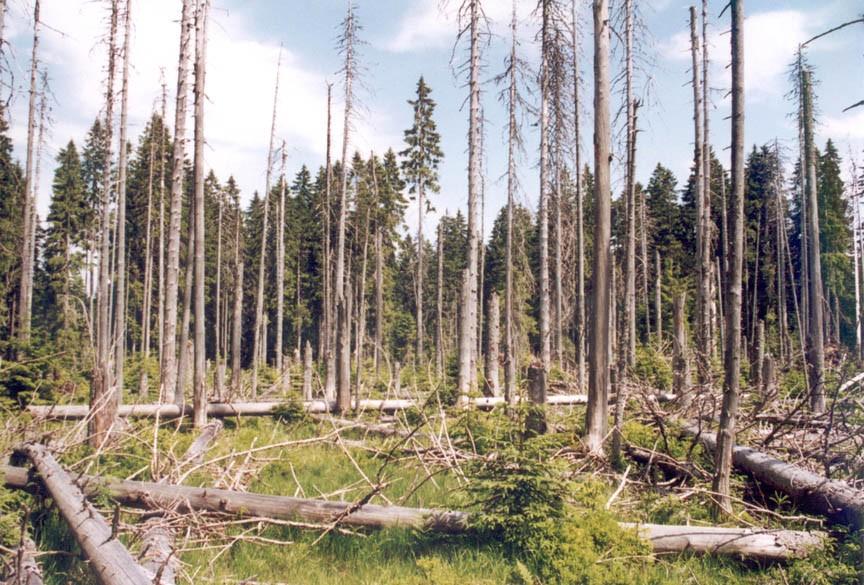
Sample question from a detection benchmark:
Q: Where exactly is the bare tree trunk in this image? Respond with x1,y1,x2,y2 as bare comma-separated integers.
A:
252,54,281,398
690,6,709,384
655,250,662,343
114,0,132,406
457,0,482,399
214,186,224,401
801,66,825,413
623,0,636,371
162,0,194,404
712,0,745,515
853,159,862,360
673,292,692,406
571,0,585,391
585,0,611,455
230,197,243,395
90,0,119,447
334,6,357,410
16,0,40,346
484,292,500,396
355,205,371,401
157,81,167,373
303,340,313,400
176,196,194,404
375,229,384,379
139,111,156,399
276,144,287,390
538,0,552,376
436,219,444,378
702,0,713,356
191,0,209,426
505,4,519,402
640,177,650,339
323,83,335,399
416,179,425,366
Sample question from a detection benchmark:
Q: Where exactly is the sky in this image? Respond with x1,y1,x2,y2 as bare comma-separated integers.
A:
4,0,863,239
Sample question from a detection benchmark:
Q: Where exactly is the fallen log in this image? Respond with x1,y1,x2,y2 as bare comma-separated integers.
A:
28,393,678,421
4,537,43,585
178,420,223,467
683,423,864,528
0,464,822,560
13,445,150,585
138,519,176,585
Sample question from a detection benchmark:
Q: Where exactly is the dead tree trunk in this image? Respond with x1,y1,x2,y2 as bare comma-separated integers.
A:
139,114,156,399
572,0,585,391
90,0,119,447
484,292,500,396
6,536,43,585
213,180,224,401
162,0,194,404
801,66,825,413
457,0,482,399
16,444,150,585
690,6,709,384
337,271,352,413
175,189,195,404
655,250,662,342
323,83,335,396
156,81,168,374
712,0,745,516
585,0,612,455
276,145,287,389
252,53,281,398
623,0,637,371
673,291,692,406
303,340,313,400
230,191,244,396
113,0,132,406
191,0,209,427
16,0,40,345
538,0,552,376
436,219,445,378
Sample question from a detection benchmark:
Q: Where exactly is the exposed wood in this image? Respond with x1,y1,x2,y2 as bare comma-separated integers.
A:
5,537,43,585
303,340,314,400
586,0,612,456
14,445,150,585
484,291,500,397
179,419,223,467
0,464,823,560
138,519,176,585
684,424,864,528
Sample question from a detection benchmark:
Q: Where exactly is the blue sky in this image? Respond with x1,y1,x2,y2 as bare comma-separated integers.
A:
4,0,863,238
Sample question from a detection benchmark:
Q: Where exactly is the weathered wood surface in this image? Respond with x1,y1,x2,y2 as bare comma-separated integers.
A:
13,445,150,585
625,523,824,560
684,423,864,528
3,537,43,585
28,393,678,421
1,463,822,559
178,420,223,467
138,518,177,585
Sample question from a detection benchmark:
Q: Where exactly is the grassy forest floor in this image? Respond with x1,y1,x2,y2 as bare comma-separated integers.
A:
0,353,862,584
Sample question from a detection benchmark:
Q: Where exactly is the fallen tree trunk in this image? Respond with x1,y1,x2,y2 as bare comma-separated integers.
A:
13,445,150,585
138,518,176,585
683,423,864,528
0,464,822,560
178,420,223,466
4,537,43,585
29,393,678,421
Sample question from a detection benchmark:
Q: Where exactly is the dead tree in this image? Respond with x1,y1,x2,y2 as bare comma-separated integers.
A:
572,0,586,390
156,79,168,372
276,143,287,391
436,218,445,378
16,0,40,345
90,0,120,447
712,0,745,515
162,0,194,404
139,115,157,398
800,64,825,413
457,0,484,399
654,250,662,342
585,0,612,455
230,187,243,395
673,291,691,405
114,0,132,405
191,0,209,426
303,340,313,400
484,292,500,396
252,52,281,398
622,0,637,371
690,6,709,384
537,0,553,375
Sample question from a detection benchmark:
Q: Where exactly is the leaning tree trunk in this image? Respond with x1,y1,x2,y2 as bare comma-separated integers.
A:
162,0,194,405
585,0,612,455
712,0,745,516
90,0,119,448
191,0,209,427
801,66,825,413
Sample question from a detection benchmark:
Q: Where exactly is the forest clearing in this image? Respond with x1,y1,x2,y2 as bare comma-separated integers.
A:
0,0,862,583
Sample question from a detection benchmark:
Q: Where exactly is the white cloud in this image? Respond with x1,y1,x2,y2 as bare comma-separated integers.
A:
384,0,537,53
821,109,864,144
7,0,398,219
660,10,821,102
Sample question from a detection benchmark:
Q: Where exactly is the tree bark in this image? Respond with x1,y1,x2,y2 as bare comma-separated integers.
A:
139,112,156,399
162,0,194,405
436,219,445,378
623,0,637,371
191,0,209,427
538,1,552,376
230,193,244,396
15,445,150,585
484,292,500,396
276,145,287,387
712,0,745,515
801,66,825,413
673,292,692,406
585,0,612,455
303,340,314,400
654,250,662,343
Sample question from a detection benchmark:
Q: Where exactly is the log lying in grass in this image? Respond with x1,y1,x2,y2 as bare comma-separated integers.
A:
683,423,864,528
0,463,822,560
28,393,678,421
13,445,150,585
178,420,223,466
4,537,44,585
624,523,824,560
138,519,176,585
